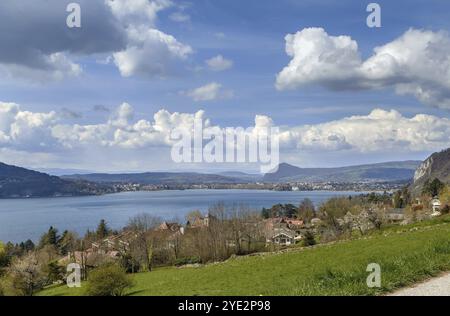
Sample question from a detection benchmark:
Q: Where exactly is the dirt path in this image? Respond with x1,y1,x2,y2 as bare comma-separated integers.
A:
389,273,450,296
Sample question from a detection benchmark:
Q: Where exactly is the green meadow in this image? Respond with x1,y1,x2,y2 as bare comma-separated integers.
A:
39,216,450,296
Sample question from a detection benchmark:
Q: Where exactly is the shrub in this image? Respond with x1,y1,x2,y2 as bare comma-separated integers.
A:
175,256,201,267
0,242,8,269
85,264,134,296
302,230,316,247
44,261,65,283
151,248,174,267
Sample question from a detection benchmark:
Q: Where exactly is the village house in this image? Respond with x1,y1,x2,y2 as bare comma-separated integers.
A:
91,231,138,253
59,230,142,268
431,197,442,216
59,247,121,268
264,217,302,246
268,227,296,245
156,222,185,235
186,214,217,228
153,221,185,249
285,218,304,228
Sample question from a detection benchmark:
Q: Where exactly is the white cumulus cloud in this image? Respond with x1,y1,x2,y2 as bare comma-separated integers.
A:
205,55,233,71
106,0,172,26
2,101,449,169
281,109,450,152
0,102,58,151
276,27,450,109
107,0,193,78
113,26,193,78
186,82,234,102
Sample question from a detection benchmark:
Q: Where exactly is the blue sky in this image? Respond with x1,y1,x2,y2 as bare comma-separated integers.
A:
0,0,449,172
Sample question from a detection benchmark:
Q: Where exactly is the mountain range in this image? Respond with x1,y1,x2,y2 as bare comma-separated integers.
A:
263,161,422,183
62,161,421,185
1,153,447,199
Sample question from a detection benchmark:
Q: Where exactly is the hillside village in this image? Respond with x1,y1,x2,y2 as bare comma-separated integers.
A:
64,187,448,269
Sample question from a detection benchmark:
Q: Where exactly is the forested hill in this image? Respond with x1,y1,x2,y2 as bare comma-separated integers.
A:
263,161,421,183
0,162,109,198
62,172,243,185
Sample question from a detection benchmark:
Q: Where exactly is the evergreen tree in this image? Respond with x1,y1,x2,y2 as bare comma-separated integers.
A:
45,261,64,283
23,240,35,252
302,230,316,247
261,208,270,219
48,227,59,245
423,178,445,197
96,219,110,240
39,226,60,248
59,231,77,255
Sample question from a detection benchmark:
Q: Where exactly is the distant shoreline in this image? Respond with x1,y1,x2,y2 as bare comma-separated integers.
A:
0,187,385,201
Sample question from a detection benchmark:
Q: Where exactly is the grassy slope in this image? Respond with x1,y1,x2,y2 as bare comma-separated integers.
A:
39,216,450,296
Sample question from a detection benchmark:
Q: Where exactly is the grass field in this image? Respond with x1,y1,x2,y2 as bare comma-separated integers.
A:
39,216,450,296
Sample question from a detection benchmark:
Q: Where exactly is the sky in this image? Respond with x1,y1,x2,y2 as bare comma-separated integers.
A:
0,0,449,173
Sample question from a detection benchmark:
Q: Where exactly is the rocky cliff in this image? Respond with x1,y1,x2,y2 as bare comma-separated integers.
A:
411,148,450,195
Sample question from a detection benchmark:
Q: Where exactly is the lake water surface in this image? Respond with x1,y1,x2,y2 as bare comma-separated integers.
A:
0,190,363,243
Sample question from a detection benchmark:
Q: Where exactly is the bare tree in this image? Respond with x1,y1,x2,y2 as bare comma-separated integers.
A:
298,198,316,223
125,233,152,272
126,213,162,232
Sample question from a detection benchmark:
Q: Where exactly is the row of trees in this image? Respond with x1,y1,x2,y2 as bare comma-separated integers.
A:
121,204,267,271
261,193,393,223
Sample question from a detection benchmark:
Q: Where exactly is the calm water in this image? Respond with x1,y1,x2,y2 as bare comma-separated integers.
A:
0,190,363,243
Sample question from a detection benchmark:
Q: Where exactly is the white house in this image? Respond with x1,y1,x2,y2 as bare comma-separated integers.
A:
268,228,296,245
431,197,442,216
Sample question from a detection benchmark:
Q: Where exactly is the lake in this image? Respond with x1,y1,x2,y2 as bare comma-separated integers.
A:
0,190,364,243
